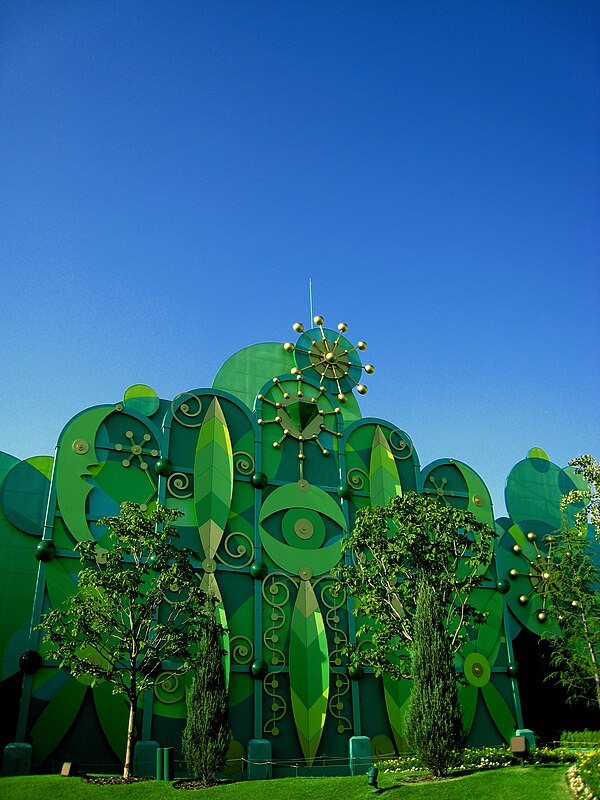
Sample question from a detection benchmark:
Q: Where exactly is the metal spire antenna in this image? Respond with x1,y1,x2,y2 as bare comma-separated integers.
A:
309,278,314,321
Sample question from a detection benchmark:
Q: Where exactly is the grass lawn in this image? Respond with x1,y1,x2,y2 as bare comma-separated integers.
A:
0,765,572,800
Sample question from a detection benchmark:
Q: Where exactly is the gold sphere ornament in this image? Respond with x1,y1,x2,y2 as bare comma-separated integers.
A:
357,384,368,395
291,367,301,375
509,568,519,578
325,351,336,362
518,594,529,605
313,315,324,326
337,392,347,402
526,531,536,541
337,322,348,332
293,322,304,333
537,611,547,623
283,342,295,352
357,341,367,350
512,544,522,554
364,364,375,374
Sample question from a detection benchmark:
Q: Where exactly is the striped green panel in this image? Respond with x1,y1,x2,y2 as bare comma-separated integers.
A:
289,581,329,768
93,681,129,761
31,678,87,766
194,398,234,558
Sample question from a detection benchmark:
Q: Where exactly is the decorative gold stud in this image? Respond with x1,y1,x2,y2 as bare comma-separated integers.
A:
338,322,348,332
357,341,367,350
293,322,304,333
283,342,295,352
313,315,324,325
364,364,375,374
357,384,368,395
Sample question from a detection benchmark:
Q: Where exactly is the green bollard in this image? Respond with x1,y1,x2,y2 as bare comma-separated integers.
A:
156,747,164,781
163,746,174,781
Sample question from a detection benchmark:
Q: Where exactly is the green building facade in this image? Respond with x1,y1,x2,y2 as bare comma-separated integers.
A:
0,318,594,775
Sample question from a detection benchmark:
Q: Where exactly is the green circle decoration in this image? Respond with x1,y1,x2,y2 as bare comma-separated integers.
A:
282,508,326,550
251,659,269,679
123,384,160,417
250,560,268,579
154,458,173,476
463,652,491,687
35,540,56,562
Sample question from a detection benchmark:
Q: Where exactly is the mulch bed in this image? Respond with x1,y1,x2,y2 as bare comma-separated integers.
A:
83,776,153,785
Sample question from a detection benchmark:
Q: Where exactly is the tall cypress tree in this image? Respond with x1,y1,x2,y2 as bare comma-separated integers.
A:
406,580,464,777
182,601,232,784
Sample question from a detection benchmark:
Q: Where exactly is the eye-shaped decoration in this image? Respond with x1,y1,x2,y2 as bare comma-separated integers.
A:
258,480,347,768
258,480,346,577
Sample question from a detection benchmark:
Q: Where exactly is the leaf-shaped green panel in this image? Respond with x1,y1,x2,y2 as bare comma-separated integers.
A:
289,580,329,768
481,681,516,743
369,427,401,507
56,406,114,543
458,682,478,736
31,678,88,766
383,674,411,753
194,398,233,559
475,589,504,663
93,681,129,761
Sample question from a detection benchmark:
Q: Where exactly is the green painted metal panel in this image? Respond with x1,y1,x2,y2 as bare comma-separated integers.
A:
55,406,114,543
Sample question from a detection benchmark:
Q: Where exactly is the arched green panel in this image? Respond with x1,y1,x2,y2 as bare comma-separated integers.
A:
0,456,53,536
212,343,295,411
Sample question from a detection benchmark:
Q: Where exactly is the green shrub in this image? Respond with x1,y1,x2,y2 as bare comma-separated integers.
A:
405,581,464,777
375,745,579,774
560,730,600,746
182,602,232,784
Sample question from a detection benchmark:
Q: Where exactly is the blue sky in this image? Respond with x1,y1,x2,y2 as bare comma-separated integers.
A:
1,1,598,515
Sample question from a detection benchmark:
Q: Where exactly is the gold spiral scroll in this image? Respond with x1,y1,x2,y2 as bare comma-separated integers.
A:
171,392,204,427
229,635,254,665
215,531,255,569
389,429,414,460
233,450,255,476
166,471,193,498
346,467,369,492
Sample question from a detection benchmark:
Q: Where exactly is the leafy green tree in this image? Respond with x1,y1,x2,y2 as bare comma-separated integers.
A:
182,598,232,784
405,580,464,776
334,492,496,677
37,502,209,777
542,455,600,711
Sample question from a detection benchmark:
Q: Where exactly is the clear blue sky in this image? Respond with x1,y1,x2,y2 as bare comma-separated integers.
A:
1,1,598,515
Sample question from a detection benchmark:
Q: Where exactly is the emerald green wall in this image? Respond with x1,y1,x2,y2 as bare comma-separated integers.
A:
0,319,594,773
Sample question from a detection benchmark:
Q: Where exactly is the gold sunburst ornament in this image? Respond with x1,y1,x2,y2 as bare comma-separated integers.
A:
283,315,375,402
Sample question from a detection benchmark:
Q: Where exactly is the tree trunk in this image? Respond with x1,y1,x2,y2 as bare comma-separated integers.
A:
582,609,600,712
123,701,136,778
